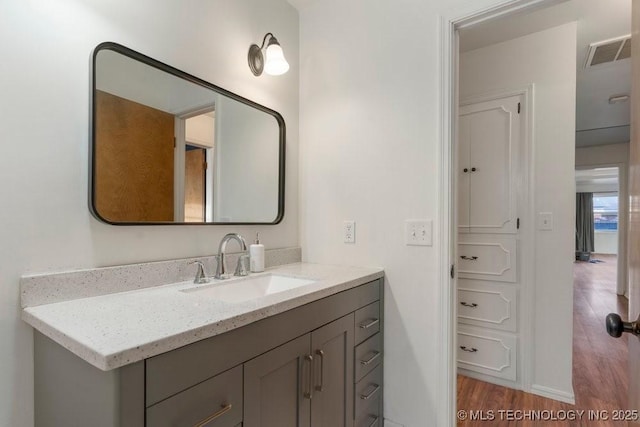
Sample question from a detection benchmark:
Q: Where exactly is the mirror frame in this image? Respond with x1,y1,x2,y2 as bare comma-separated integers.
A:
89,42,286,225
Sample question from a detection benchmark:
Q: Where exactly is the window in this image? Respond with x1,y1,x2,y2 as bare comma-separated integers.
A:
593,193,618,231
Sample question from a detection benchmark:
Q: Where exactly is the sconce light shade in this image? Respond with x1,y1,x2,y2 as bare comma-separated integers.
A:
264,39,289,75
248,33,289,77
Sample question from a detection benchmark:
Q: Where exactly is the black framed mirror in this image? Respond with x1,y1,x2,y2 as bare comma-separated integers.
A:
90,42,285,225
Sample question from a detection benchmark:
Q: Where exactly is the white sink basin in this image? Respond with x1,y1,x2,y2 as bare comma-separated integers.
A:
180,274,316,303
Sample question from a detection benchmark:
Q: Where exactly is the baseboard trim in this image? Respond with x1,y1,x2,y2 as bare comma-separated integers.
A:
530,384,575,404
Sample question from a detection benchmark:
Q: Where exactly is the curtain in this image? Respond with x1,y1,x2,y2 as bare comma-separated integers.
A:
576,192,594,253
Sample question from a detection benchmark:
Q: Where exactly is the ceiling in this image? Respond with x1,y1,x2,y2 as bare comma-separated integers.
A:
459,0,631,148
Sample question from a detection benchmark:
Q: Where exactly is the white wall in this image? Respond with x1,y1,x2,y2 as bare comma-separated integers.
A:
576,142,630,165
460,23,577,402
214,95,280,222
0,1,298,425
186,114,215,148
295,0,575,425
595,232,618,254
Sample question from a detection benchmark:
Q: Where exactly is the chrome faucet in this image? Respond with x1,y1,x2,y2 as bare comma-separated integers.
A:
214,233,248,279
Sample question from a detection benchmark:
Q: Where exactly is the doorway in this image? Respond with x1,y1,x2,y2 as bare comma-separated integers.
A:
575,164,629,296
440,0,632,425
175,109,216,222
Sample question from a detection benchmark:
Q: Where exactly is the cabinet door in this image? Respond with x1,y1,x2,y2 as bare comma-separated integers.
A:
244,334,312,427
459,94,521,234
310,314,354,427
458,111,472,232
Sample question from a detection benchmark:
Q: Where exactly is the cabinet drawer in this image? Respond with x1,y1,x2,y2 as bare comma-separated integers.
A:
458,235,517,283
355,364,382,422
355,333,382,382
457,327,517,381
355,301,380,344
458,280,517,332
357,412,381,427
146,365,242,427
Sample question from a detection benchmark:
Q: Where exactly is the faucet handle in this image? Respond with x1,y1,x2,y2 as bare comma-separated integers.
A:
235,254,250,277
189,260,209,284
213,254,225,280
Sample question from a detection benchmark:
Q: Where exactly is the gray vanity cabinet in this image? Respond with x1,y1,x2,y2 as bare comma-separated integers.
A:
243,314,354,427
309,314,354,427
33,278,383,427
244,334,312,427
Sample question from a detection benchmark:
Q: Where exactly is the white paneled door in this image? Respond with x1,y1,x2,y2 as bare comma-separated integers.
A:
458,95,521,234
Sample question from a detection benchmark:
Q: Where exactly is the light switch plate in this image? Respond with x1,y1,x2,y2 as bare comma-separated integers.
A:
538,212,553,230
405,219,432,246
344,220,356,243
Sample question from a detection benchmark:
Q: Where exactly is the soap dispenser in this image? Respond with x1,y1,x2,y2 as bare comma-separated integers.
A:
250,232,265,272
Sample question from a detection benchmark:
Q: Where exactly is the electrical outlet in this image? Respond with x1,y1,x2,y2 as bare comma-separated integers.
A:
405,219,432,246
344,220,356,243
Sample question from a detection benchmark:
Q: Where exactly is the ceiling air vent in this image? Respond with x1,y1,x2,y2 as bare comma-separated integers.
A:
585,35,631,68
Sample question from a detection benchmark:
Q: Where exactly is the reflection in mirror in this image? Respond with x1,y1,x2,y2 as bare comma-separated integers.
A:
91,43,285,225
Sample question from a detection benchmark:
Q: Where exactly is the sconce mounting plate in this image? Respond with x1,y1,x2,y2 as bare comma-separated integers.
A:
248,44,264,76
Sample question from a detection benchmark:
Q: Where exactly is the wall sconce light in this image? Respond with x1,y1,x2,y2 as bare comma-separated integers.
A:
248,33,290,76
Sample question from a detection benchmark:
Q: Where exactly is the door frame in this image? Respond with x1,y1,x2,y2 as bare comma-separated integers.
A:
438,1,558,425
575,163,629,296
175,106,216,222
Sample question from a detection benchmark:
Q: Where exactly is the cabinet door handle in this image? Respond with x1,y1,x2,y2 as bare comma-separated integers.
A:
303,354,313,399
460,256,478,261
471,167,477,172
360,351,381,366
460,302,478,308
315,349,325,392
368,415,380,427
360,384,381,400
193,403,232,427
460,346,478,353
463,168,469,173
359,318,380,329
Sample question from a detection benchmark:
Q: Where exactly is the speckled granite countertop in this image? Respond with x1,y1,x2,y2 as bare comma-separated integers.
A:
22,262,383,371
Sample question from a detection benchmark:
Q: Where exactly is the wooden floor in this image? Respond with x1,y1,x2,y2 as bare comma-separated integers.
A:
457,254,629,426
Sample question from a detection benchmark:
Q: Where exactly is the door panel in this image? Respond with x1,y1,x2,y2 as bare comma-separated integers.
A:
95,90,175,222
459,95,520,234
628,0,640,414
458,114,471,231
310,314,354,427
184,147,206,222
243,335,311,427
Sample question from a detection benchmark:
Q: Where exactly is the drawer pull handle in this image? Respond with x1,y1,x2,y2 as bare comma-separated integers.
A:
315,349,325,392
360,351,381,366
359,318,380,329
368,415,380,427
303,354,314,399
460,256,478,261
460,346,478,353
360,384,381,400
193,403,232,427
460,302,478,308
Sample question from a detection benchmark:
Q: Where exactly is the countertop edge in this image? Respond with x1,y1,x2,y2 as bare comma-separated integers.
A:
23,266,384,371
